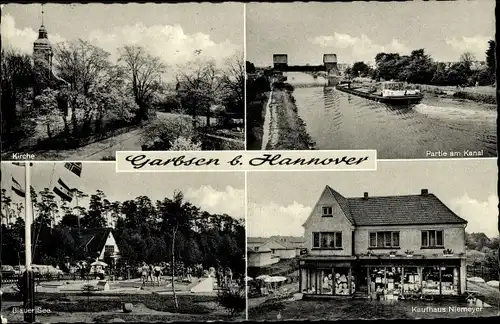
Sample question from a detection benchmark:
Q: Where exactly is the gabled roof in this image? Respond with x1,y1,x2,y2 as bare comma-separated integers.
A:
302,186,355,228
268,236,306,249
247,236,305,250
321,187,467,226
247,237,268,244
326,186,355,223
347,194,468,226
71,228,113,258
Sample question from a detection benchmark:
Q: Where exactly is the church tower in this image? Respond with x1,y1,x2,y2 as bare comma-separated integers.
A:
33,7,53,72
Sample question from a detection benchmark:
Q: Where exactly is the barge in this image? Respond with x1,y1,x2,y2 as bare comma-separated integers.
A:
336,81,423,105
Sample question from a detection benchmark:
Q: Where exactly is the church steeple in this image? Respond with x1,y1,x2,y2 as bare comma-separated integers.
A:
33,4,53,75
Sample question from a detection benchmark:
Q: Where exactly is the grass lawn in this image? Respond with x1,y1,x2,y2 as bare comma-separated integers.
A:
249,299,500,320
2,293,243,322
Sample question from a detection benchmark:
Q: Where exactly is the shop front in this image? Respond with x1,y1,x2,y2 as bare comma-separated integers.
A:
299,257,357,296
299,256,464,299
360,256,464,300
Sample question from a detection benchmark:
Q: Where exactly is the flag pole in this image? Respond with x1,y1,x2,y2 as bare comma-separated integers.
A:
23,163,35,323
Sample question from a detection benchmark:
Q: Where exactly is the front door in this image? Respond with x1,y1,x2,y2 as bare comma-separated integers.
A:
355,267,368,293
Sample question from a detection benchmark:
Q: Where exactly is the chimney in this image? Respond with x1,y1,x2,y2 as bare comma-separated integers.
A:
363,192,369,199
421,189,428,196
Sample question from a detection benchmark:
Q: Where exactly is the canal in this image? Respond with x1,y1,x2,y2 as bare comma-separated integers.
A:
284,72,497,159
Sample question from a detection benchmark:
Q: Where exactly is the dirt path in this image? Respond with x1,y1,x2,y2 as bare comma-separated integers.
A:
261,90,273,150
267,89,313,150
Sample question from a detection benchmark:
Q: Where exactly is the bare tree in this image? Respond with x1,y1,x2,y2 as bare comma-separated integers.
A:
220,52,244,116
118,45,167,121
460,52,476,70
176,59,222,127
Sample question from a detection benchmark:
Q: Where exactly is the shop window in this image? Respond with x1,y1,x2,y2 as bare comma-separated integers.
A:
320,269,333,295
441,267,459,295
322,206,333,217
304,267,354,295
334,268,352,295
421,230,444,248
369,267,402,300
312,232,342,249
369,231,400,248
402,266,421,293
422,266,441,295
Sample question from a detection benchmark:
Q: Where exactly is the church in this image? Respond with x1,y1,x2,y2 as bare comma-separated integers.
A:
32,9,68,92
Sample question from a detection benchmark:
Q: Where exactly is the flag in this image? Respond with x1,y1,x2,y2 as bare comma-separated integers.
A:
11,177,25,197
64,162,82,177
53,178,74,202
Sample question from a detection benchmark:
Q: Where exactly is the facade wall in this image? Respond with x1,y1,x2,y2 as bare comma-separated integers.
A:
275,249,297,259
99,233,120,259
248,251,279,267
304,189,354,256
354,224,466,256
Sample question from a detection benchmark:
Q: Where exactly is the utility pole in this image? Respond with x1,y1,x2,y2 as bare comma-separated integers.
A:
23,163,35,323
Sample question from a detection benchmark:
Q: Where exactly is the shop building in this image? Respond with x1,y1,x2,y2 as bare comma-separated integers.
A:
299,186,468,300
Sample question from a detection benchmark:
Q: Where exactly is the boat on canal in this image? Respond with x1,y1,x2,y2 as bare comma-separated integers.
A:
336,81,424,104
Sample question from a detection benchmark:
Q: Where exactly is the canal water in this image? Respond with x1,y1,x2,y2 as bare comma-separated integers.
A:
284,72,497,159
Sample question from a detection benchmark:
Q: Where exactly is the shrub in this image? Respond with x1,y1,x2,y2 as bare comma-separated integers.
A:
169,136,202,151
141,117,197,150
217,287,246,318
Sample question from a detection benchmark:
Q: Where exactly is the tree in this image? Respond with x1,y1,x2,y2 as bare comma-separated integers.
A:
54,39,120,134
460,52,476,70
246,61,256,74
81,190,107,228
351,61,372,77
34,188,59,229
220,53,245,118
118,45,167,121
374,53,402,81
176,59,222,127
157,191,194,310
1,50,35,144
485,40,496,84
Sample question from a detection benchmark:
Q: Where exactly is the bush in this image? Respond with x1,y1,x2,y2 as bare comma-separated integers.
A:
141,117,197,150
169,136,202,151
217,287,246,317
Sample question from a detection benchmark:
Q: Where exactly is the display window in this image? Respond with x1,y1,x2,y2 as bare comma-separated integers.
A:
422,266,441,295
402,266,421,293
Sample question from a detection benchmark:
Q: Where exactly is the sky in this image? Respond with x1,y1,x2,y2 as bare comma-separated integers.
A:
2,3,244,80
1,162,245,221
246,1,495,66
247,159,499,238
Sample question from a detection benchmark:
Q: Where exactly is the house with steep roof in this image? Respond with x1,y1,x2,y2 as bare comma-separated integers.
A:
72,228,120,263
299,186,468,300
247,236,305,261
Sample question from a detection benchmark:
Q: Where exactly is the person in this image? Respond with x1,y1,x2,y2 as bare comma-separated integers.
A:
80,264,86,280
141,262,148,284
148,264,154,283
226,267,233,286
153,264,162,286
216,267,224,288
186,266,192,282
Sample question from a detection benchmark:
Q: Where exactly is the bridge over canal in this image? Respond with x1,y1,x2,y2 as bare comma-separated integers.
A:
272,53,342,85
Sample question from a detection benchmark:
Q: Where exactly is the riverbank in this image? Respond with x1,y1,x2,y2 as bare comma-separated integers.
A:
416,84,496,104
266,87,314,150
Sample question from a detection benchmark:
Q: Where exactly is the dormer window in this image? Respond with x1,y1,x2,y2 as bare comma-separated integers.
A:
322,206,333,217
